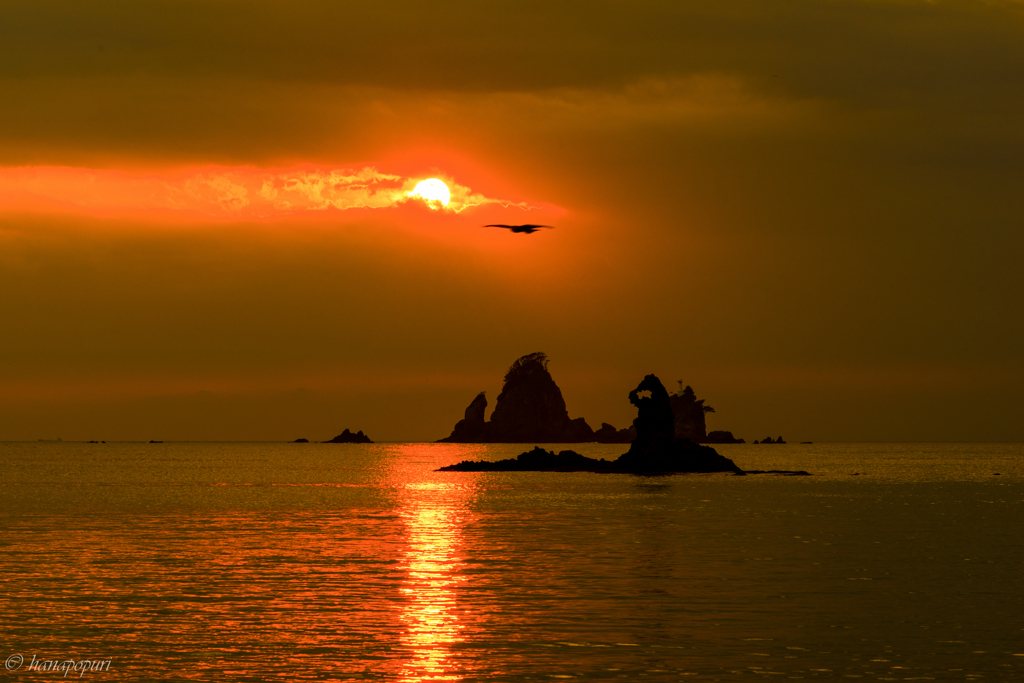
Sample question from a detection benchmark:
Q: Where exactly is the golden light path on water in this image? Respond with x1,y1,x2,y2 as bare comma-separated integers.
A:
1,442,1024,680
394,445,479,682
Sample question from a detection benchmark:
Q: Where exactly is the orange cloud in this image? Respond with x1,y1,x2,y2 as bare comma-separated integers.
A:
0,165,534,220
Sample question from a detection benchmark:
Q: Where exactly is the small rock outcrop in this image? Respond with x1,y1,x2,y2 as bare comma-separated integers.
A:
439,374,745,475
438,353,595,443
438,446,611,472
291,438,309,443
323,429,373,444
705,430,745,444
593,422,636,443
754,436,786,444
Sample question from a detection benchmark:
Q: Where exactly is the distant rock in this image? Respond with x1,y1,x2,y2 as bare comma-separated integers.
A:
438,353,595,443
149,440,163,443
754,436,786,444
323,429,373,444
439,374,745,475
593,422,636,443
705,430,745,444
291,438,309,443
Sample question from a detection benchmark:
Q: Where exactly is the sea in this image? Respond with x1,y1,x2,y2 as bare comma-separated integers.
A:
1,441,1022,682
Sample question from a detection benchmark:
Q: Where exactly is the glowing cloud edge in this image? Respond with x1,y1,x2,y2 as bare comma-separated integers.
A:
0,165,536,219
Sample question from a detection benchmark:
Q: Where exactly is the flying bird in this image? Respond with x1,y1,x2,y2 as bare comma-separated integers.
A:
484,224,554,234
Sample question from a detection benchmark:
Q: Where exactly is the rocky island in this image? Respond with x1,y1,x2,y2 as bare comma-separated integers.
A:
439,374,749,475
668,383,745,444
323,429,373,444
438,352,745,444
438,352,595,443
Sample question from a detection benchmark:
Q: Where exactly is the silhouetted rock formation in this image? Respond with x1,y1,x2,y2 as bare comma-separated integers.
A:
438,353,596,443
291,438,309,443
593,422,636,443
705,430,745,444
441,392,489,442
754,436,786,444
667,383,746,443
439,374,745,475
488,353,595,442
617,375,743,473
438,354,750,445
439,446,613,472
592,386,742,444
324,429,373,444
670,384,713,441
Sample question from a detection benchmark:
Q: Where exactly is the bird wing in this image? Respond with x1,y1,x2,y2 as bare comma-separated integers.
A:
479,227,552,232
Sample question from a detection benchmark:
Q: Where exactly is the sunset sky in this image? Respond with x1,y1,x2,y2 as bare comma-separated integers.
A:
1,0,1022,441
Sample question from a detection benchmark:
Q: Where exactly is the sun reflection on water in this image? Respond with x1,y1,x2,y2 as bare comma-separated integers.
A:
394,448,480,682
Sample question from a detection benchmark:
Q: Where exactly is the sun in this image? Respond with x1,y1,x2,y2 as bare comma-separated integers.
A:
409,178,451,209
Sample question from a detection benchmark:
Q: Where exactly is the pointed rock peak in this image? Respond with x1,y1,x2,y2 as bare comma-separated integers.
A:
465,392,487,422
438,352,594,443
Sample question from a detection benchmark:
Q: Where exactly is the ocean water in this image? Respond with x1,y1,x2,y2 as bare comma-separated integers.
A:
1,441,1022,681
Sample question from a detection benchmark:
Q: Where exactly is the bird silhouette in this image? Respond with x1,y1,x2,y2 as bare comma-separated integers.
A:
484,224,553,234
